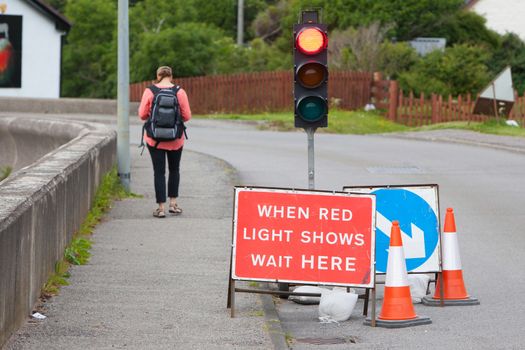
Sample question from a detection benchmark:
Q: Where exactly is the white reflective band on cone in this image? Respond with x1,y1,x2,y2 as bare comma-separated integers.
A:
442,231,462,270
385,246,409,287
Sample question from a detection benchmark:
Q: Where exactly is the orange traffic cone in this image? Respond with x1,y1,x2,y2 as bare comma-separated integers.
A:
365,221,431,328
423,208,479,306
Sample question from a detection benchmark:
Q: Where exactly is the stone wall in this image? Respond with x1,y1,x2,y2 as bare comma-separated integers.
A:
0,117,116,347
0,96,139,115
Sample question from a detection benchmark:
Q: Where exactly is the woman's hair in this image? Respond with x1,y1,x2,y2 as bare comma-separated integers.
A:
155,66,172,83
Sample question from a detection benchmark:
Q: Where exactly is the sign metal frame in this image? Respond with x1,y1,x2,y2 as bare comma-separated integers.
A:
343,183,445,307
227,186,377,322
343,184,442,274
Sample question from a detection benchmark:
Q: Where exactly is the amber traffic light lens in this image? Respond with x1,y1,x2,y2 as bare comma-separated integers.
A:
296,27,327,55
297,62,327,88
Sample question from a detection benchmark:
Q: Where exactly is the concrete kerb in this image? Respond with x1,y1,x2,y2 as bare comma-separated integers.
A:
0,116,116,348
260,284,290,350
382,130,525,155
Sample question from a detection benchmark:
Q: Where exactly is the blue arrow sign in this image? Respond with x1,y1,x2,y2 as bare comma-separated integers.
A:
373,188,439,273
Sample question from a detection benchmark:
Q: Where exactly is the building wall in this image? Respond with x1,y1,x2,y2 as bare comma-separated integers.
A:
471,0,525,40
0,0,65,98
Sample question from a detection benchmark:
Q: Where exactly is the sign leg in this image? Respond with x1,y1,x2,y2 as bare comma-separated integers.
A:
371,288,376,327
278,282,290,298
230,279,236,318
363,288,370,316
227,278,232,309
227,254,233,308
438,272,444,307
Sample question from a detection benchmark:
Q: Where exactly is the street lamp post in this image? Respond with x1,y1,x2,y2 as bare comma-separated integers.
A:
117,0,130,190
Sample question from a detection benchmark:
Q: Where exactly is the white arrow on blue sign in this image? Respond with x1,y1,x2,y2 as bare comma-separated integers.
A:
344,185,441,273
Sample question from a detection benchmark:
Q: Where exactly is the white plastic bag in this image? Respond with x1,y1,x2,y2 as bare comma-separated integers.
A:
318,290,358,322
407,274,430,303
289,286,329,305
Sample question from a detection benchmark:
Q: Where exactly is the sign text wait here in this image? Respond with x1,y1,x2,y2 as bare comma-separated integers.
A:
232,188,376,288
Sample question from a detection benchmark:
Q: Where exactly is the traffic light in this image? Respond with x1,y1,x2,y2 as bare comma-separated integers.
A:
293,11,328,129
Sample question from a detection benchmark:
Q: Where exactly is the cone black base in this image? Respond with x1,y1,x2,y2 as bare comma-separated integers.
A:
364,316,432,328
422,296,480,306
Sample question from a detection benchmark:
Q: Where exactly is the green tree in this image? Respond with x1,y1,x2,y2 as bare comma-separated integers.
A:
398,44,491,96
189,0,269,41
56,0,525,98
329,23,391,72
129,0,197,60
423,10,500,49
488,33,525,94
251,1,286,43
243,38,290,72
268,0,468,61
131,22,241,82
281,0,465,39
61,0,117,98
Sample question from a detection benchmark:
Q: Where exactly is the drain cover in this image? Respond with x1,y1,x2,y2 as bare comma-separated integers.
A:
295,337,357,345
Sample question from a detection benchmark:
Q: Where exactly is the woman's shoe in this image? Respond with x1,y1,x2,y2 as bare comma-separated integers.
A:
153,208,166,218
169,204,182,214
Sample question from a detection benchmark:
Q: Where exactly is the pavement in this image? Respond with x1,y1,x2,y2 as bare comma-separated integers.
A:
4,135,279,349
4,112,525,349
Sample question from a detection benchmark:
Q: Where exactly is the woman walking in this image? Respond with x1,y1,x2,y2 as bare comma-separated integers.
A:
138,66,192,218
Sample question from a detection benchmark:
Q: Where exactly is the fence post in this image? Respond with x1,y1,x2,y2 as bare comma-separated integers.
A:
431,94,439,124
388,80,398,122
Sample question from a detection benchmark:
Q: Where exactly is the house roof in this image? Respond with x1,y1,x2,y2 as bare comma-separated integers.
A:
25,0,71,31
464,0,480,9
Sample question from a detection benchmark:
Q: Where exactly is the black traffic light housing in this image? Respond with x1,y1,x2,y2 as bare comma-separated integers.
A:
293,10,328,129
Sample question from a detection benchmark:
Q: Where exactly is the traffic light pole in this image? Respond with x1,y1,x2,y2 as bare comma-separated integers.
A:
307,127,315,190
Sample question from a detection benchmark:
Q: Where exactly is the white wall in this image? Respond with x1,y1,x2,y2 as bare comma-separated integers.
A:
472,0,525,40
1,0,65,98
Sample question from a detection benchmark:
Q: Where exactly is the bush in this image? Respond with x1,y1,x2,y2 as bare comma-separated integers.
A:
377,42,419,79
398,44,491,96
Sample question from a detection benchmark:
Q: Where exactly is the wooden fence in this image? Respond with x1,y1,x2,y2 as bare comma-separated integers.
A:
130,71,525,127
386,81,525,127
130,70,373,115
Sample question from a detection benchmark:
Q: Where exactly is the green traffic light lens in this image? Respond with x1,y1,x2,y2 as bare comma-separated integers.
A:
297,62,327,88
297,96,327,122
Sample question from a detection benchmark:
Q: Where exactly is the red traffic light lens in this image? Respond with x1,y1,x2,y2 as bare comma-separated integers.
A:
297,62,327,88
296,27,327,55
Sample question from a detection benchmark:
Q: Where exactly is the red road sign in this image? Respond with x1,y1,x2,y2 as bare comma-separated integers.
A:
232,187,376,287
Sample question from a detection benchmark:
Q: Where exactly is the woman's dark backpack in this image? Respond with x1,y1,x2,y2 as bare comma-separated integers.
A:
139,85,187,152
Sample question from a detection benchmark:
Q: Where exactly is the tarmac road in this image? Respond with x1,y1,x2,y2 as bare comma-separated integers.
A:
4,115,525,349
184,120,525,349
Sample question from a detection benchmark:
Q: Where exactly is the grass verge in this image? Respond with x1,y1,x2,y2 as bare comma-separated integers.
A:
0,166,12,181
42,167,139,298
197,110,409,134
414,118,525,137
197,111,525,137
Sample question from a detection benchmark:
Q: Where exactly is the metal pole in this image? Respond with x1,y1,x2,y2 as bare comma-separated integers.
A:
491,83,500,122
117,0,130,191
237,0,244,45
306,127,315,189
